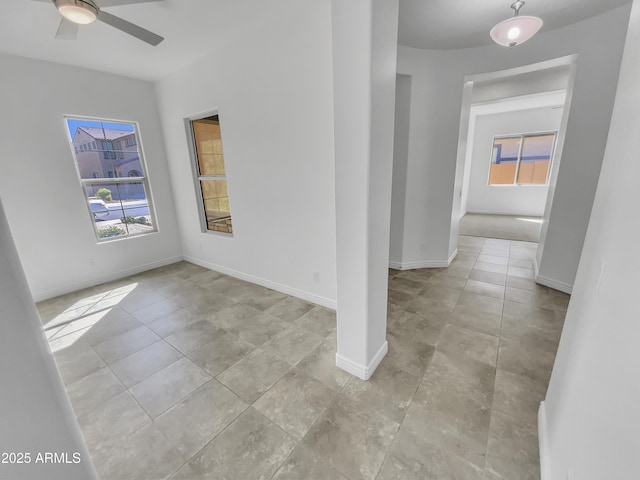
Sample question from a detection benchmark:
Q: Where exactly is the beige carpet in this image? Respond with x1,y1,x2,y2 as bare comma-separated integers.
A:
459,213,542,243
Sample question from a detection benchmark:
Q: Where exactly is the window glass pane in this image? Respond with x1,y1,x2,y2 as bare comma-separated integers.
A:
200,179,233,233
517,134,555,185
489,136,519,185
66,119,139,180
87,182,154,239
191,114,233,234
193,116,226,176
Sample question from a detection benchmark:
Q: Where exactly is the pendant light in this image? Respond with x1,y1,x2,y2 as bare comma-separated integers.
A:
490,1,543,48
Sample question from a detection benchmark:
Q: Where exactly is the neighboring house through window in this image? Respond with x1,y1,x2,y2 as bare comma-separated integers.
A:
189,113,233,234
65,117,156,241
488,132,557,185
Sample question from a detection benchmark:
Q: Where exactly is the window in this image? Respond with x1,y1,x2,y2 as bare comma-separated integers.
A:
114,140,124,159
65,117,156,241
125,136,136,147
189,114,233,234
488,132,557,185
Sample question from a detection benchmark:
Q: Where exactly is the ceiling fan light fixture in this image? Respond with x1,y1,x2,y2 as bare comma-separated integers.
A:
490,1,543,47
55,0,98,25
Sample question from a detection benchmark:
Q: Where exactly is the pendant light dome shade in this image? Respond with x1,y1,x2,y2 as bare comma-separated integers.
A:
490,1,543,47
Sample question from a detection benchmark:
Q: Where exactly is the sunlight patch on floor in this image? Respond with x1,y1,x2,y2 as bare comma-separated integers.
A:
44,283,138,353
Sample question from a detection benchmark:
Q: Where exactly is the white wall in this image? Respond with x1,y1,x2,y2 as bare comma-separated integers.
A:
390,75,411,267
0,53,182,301
155,1,337,308
465,106,563,217
0,199,96,480
396,4,630,290
541,0,640,477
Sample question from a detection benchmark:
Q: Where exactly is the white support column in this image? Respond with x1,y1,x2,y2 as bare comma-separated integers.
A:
331,0,399,380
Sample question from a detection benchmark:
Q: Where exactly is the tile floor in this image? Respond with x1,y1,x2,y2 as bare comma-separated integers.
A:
38,235,569,480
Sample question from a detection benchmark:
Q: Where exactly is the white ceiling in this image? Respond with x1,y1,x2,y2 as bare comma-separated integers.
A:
0,0,632,81
0,0,285,81
399,0,632,50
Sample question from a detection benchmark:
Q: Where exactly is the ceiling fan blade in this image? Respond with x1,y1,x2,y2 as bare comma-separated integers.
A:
55,18,79,40
97,10,164,46
99,0,164,6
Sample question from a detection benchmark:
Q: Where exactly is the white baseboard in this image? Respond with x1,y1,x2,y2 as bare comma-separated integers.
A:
466,209,544,217
534,259,573,294
389,251,456,271
538,401,552,480
336,341,388,380
184,255,336,310
31,255,184,302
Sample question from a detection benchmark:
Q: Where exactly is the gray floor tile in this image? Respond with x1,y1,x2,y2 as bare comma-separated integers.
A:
216,348,292,403
77,391,150,454
209,303,262,331
76,307,142,346
303,395,399,480
384,331,436,378
464,279,505,300
260,326,324,365
449,305,502,337
273,444,348,480
405,379,492,470
387,309,445,347
92,324,161,365
378,424,483,480
485,410,540,480
436,324,499,367
294,306,337,337
186,332,256,377
296,337,352,390
109,340,183,388
129,298,183,324
477,254,509,266
92,423,184,480
458,291,504,316
186,407,297,480
228,312,292,347
53,342,106,386
130,357,211,418
492,368,546,427
146,306,204,338
254,368,337,439
341,361,420,424
469,269,507,286
155,379,248,460
66,367,125,419
474,261,509,275
497,337,555,386
502,301,562,333
164,319,226,354
238,288,287,311
265,296,315,323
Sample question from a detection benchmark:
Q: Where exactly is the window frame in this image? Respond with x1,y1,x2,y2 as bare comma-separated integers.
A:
185,110,234,236
64,115,158,242
487,130,558,186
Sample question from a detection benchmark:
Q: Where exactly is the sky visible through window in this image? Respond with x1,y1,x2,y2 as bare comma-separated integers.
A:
66,119,134,140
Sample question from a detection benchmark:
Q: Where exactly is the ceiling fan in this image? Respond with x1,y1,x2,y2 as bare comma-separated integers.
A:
34,0,164,46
